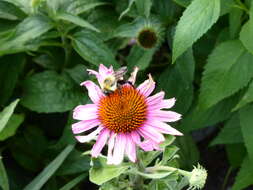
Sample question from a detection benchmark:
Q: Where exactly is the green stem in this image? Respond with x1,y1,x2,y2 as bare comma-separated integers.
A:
61,35,72,71
145,165,190,177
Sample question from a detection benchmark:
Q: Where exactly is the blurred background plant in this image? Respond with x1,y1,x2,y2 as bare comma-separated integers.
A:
0,0,253,189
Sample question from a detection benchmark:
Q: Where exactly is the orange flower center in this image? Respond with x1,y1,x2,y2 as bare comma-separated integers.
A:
98,85,147,133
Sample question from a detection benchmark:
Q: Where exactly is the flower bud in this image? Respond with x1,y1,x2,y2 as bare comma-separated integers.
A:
187,164,207,190
136,18,164,49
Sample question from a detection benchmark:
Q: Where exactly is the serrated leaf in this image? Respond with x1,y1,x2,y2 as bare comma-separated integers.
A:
21,71,85,113
232,156,253,190
23,144,74,190
233,81,253,111
172,0,220,63
127,45,155,71
0,54,25,105
0,155,9,190
211,114,243,146
59,173,87,190
199,40,253,109
56,12,99,32
0,114,24,141
0,99,19,133
89,156,130,185
0,15,53,55
239,105,253,165
72,31,118,68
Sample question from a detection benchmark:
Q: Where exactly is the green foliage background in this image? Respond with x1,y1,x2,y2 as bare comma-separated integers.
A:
0,0,253,189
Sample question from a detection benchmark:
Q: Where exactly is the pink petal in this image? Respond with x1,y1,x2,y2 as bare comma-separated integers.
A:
107,132,116,165
131,131,141,144
75,126,103,143
80,81,104,104
72,119,100,134
146,120,183,136
91,128,110,157
148,98,176,110
99,64,114,76
137,74,155,97
125,135,136,162
139,140,161,151
148,110,181,122
128,67,139,85
146,91,165,105
73,104,98,120
138,125,165,144
87,69,99,76
112,133,126,165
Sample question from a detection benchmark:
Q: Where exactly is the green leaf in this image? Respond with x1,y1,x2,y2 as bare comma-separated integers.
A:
64,64,88,85
239,0,253,54
0,54,25,106
69,2,108,15
59,173,87,190
0,114,24,141
56,150,90,176
72,31,118,68
119,0,135,20
0,155,9,190
0,1,25,20
0,99,19,133
161,145,179,165
0,15,53,55
135,0,152,18
173,0,190,7
172,0,220,63
226,144,246,168
21,71,85,113
157,48,195,114
239,105,253,165
199,40,253,109
240,22,253,54
23,144,74,190
210,114,243,146
182,92,241,132
229,7,243,39
89,156,130,185
232,156,253,190
233,80,253,111
2,0,31,14
9,125,49,172
175,134,199,169
56,12,99,32
127,45,155,71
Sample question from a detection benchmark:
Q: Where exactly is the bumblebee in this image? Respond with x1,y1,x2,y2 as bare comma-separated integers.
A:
102,66,129,95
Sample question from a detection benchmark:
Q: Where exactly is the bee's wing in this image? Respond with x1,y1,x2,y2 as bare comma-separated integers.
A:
114,66,127,80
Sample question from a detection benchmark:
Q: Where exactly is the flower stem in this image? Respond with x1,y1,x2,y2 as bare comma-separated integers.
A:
145,165,190,177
